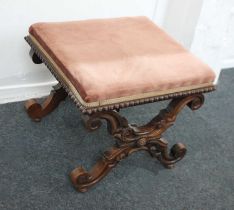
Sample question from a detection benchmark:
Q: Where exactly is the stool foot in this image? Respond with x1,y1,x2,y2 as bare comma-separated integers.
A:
70,146,133,192
71,93,204,192
25,84,67,121
148,139,187,169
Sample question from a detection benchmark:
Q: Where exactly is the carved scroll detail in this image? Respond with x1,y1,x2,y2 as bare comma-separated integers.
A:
70,94,204,192
25,84,67,121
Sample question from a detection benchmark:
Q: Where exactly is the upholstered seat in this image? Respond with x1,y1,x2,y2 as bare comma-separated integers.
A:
28,16,215,110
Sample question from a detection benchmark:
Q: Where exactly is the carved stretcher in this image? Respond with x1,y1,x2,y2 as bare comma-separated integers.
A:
24,17,216,192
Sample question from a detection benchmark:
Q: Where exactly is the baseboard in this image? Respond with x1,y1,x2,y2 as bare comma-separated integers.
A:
0,81,57,104
222,58,234,69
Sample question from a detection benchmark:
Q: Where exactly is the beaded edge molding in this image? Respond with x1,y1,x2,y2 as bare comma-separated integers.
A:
25,36,216,114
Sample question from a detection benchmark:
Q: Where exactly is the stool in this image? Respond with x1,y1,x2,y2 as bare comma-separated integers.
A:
24,16,216,192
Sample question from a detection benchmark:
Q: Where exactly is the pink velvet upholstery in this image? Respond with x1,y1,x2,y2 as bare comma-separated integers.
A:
29,16,215,103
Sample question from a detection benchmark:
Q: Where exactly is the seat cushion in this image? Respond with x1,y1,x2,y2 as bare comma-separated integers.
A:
29,16,215,103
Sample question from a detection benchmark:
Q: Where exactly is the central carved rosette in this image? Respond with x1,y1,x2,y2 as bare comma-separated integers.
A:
113,125,160,149
113,126,140,145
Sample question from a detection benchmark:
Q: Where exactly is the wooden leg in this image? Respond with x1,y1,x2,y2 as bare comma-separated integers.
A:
29,48,43,64
70,93,204,192
25,84,67,121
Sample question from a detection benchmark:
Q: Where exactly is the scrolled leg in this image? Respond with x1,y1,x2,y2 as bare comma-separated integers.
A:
148,139,187,169
82,110,129,134
25,84,67,121
70,146,134,192
29,48,43,64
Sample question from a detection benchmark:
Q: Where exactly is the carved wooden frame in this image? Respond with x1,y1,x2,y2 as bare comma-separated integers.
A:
25,44,214,192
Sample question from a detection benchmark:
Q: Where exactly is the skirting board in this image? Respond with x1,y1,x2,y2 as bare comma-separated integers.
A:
222,59,234,69
0,81,57,104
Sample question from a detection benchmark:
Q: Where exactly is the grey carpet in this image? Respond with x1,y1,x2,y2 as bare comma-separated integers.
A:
0,69,234,210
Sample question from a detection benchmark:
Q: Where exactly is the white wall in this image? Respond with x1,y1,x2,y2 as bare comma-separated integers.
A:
221,5,234,68
0,0,233,103
191,0,234,82
162,0,204,48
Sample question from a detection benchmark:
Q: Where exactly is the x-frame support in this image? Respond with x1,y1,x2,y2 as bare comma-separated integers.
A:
25,83,204,192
